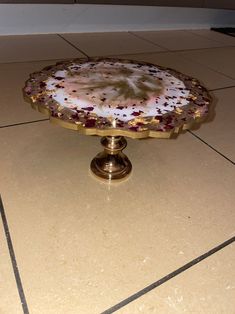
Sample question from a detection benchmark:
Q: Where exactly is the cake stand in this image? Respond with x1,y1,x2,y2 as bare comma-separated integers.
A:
23,58,211,181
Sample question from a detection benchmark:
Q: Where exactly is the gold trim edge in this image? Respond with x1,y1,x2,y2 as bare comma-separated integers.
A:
24,95,209,140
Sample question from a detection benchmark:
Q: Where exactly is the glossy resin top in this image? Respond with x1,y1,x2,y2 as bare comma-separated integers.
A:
23,58,211,138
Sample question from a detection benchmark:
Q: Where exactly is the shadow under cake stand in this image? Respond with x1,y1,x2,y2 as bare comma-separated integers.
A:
23,58,211,181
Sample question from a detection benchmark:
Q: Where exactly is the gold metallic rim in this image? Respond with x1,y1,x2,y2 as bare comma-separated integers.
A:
25,96,210,139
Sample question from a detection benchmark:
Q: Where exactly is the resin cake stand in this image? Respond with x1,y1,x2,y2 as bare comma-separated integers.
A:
23,58,211,181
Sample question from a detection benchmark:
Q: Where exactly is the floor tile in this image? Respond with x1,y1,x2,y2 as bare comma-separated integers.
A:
61,32,165,57
116,243,235,313
0,59,81,127
192,88,235,162
179,47,235,79
0,122,234,313
0,215,23,314
189,29,235,46
110,51,235,90
0,34,84,63
131,30,225,51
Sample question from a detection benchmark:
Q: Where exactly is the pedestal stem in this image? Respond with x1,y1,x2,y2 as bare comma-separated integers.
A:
90,136,132,181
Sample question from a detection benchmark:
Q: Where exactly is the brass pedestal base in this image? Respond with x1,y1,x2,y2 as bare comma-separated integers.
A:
90,136,132,181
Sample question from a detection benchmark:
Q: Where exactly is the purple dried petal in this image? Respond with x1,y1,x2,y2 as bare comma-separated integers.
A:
81,107,94,111
85,119,96,128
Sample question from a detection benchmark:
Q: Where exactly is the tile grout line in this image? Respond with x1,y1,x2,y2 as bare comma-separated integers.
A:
177,53,235,81
186,29,235,46
129,31,235,53
128,31,170,52
0,119,49,129
188,130,235,165
209,85,235,92
171,45,235,54
57,34,90,59
110,34,235,81
0,195,29,314
101,236,235,314
0,42,233,66
0,57,87,66
87,50,168,58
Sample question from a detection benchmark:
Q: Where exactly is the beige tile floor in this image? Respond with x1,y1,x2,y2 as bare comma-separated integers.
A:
178,47,235,80
117,243,235,314
0,215,22,314
61,32,166,57
190,29,235,46
192,88,235,161
0,30,234,314
0,61,56,127
131,30,234,51
0,35,84,63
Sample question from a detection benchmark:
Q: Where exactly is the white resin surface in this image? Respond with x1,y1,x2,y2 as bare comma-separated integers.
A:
45,61,190,122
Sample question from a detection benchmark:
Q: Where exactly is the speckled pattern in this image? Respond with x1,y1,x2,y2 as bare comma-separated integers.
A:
23,58,211,137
